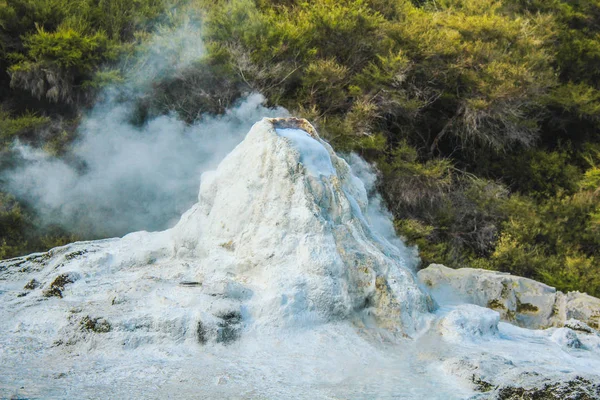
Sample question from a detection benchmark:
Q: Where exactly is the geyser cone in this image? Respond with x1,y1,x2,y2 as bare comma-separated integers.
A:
172,117,433,333
2,118,600,399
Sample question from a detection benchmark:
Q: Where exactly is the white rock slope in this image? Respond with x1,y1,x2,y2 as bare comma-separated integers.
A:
171,117,433,333
1,118,600,399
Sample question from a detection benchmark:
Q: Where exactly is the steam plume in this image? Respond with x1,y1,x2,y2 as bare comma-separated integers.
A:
3,20,288,237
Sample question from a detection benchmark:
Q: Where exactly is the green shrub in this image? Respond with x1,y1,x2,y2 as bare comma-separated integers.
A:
8,25,119,102
0,110,50,140
0,192,30,259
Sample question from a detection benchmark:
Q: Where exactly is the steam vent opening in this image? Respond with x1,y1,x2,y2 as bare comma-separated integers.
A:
1,115,600,399
269,117,320,138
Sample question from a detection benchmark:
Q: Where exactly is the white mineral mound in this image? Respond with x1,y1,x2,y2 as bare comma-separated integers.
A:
171,117,432,333
1,118,599,399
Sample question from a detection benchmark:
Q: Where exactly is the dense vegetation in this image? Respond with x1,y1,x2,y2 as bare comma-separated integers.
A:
1,0,599,296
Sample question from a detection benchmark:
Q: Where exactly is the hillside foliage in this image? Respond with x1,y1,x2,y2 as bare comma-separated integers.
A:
1,0,599,296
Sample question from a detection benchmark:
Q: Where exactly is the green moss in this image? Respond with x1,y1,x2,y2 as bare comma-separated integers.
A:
80,316,111,333
220,241,235,251
589,312,600,330
23,279,39,290
42,273,76,298
487,299,507,311
64,250,86,260
42,286,63,298
500,282,511,299
505,310,516,321
516,299,539,313
49,273,74,290
472,376,495,392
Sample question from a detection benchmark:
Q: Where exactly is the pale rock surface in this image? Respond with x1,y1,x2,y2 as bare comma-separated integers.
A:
1,119,600,399
563,291,600,330
550,327,584,349
170,117,433,333
437,304,500,342
418,263,600,331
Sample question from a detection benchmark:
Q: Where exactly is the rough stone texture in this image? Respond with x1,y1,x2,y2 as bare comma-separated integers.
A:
171,118,433,334
563,291,600,330
490,375,600,400
418,264,600,330
269,117,319,138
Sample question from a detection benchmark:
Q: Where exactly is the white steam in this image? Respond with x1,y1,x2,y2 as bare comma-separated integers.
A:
125,18,207,89
6,94,287,236
2,19,288,237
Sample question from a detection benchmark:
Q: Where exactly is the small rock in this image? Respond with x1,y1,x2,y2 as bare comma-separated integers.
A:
564,319,597,334
197,320,208,345
551,328,583,349
216,310,242,344
438,304,500,342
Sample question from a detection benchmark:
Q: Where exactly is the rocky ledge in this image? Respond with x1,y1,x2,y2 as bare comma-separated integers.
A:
418,263,600,331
